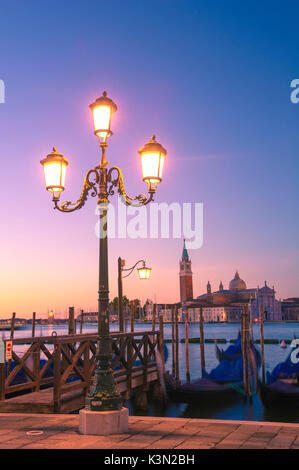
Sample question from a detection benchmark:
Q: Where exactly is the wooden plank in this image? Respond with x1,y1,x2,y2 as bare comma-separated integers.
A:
0,364,159,414
2,331,160,414
0,388,54,414
60,342,86,384
6,343,38,387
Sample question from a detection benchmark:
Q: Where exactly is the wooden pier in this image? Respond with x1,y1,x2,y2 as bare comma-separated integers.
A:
0,331,161,414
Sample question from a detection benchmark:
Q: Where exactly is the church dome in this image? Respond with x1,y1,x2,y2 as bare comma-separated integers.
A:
229,271,247,291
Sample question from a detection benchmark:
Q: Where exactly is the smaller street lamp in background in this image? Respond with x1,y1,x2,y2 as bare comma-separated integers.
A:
118,258,151,332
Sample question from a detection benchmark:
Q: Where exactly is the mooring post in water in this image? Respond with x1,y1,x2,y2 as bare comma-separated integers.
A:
80,309,84,334
171,307,175,377
32,312,36,338
159,313,165,373
68,307,75,335
175,304,180,383
130,300,135,333
259,304,265,385
245,305,252,402
185,309,190,384
199,306,205,374
241,310,248,400
10,312,16,340
152,303,157,332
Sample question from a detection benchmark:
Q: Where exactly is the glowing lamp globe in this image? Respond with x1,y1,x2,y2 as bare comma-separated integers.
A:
137,263,151,280
89,91,117,143
40,147,69,198
138,135,167,191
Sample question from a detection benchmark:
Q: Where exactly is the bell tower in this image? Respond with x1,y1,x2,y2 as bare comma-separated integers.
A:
179,240,193,303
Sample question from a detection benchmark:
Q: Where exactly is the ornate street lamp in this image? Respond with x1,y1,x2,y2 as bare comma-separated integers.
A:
40,91,166,413
118,258,151,332
137,262,152,280
40,147,69,199
138,135,166,192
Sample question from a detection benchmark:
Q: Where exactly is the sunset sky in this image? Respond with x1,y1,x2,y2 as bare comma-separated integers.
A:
0,0,298,318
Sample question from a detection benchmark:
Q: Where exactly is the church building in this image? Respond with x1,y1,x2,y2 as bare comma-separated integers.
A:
179,241,282,322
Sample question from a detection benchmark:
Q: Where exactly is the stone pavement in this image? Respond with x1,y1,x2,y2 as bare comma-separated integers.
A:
0,413,299,449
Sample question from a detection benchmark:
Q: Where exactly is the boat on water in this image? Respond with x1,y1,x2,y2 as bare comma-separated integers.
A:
258,378,299,409
258,342,299,409
215,332,261,368
0,322,27,331
164,334,252,404
203,333,261,385
164,372,241,404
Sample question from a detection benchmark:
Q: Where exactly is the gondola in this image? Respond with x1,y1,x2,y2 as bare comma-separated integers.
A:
164,333,248,405
215,332,261,368
258,377,299,409
164,371,242,405
258,342,299,409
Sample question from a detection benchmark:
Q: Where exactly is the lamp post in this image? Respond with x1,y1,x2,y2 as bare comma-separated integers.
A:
118,258,151,332
40,91,166,414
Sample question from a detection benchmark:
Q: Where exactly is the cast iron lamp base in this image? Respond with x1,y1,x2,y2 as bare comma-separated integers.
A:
86,367,123,412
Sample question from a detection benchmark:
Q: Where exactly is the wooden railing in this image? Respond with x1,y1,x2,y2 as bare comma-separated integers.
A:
0,331,160,412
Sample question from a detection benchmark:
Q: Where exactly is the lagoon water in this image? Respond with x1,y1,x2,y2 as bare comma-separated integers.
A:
3,321,299,423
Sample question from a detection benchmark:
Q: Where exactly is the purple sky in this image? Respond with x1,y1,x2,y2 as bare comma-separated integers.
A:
0,0,299,318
